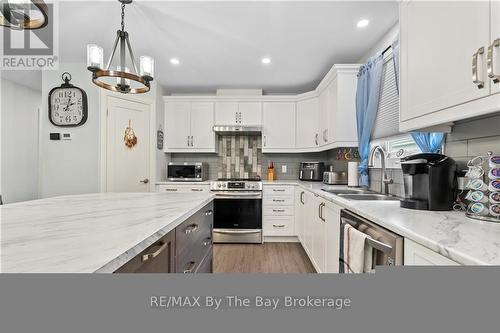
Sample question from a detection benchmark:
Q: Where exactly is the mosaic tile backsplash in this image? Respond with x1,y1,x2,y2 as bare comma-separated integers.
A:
217,135,262,179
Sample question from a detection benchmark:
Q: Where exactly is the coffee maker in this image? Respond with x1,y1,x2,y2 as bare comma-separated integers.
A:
400,153,457,211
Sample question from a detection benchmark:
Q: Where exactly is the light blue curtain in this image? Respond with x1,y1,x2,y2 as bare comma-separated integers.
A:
391,38,445,154
356,52,385,187
410,132,445,153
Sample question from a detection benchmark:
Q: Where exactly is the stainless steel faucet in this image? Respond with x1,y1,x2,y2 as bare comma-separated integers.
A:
368,145,394,195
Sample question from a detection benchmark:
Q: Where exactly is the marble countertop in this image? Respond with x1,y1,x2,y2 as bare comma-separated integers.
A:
263,180,500,265
1,192,214,273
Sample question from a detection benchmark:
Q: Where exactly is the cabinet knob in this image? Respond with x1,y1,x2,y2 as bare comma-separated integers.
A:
140,178,149,184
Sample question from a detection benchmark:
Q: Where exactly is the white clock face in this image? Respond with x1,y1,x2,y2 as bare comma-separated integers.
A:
50,88,86,126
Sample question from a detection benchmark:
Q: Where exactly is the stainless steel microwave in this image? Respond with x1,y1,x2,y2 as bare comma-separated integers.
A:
167,162,209,181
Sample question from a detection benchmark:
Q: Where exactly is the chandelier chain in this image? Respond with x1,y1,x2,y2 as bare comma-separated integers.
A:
121,3,125,32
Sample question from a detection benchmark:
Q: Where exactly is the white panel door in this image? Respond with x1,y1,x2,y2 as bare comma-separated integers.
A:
215,102,238,125
318,88,329,146
400,1,490,122
190,102,215,149
312,198,325,273
404,239,460,266
107,97,150,192
295,189,305,242
165,102,190,149
303,191,315,259
296,98,319,149
324,202,340,273
262,102,295,149
491,0,500,95
238,102,262,125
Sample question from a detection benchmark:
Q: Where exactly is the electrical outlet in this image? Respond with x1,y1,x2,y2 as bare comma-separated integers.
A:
282,165,287,173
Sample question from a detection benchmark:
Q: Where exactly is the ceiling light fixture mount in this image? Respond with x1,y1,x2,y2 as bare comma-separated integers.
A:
86,0,154,94
261,57,271,65
0,0,48,30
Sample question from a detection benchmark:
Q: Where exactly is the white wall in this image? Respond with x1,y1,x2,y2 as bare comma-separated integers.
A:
40,63,100,198
357,23,399,64
0,78,42,204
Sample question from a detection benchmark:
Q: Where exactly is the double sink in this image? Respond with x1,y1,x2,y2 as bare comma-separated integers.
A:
321,188,400,201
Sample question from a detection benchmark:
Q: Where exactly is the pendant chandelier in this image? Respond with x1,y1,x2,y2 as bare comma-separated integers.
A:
87,0,154,94
0,0,48,30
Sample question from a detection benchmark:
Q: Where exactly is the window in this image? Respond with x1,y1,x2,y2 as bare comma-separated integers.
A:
369,48,421,169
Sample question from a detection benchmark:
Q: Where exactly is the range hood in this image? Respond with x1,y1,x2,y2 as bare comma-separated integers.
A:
212,125,262,135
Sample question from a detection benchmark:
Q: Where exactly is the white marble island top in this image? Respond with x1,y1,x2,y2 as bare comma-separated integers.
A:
263,180,500,265
1,192,214,273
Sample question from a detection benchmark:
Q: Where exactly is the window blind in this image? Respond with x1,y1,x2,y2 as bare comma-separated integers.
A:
371,52,400,140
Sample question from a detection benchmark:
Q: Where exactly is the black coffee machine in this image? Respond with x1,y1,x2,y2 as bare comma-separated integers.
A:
400,153,457,211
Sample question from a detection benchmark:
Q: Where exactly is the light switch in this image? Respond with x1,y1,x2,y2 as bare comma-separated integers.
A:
282,165,287,173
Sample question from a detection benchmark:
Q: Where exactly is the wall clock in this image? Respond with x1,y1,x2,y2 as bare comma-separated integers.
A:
48,72,88,127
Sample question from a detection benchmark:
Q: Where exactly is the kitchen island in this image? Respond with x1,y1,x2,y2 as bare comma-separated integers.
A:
1,192,214,273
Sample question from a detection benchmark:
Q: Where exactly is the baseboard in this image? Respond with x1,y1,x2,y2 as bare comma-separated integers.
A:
263,236,300,243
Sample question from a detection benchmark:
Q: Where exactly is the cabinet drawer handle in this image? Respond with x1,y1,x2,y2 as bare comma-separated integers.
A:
141,241,168,262
205,210,213,216
272,209,285,213
273,199,285,202
315,133,319,145
300,191,305,204
472,46,485,89
203,237,212,246
183,261,196,274
272,189,285,192
273,224,286,228
191,188,203,192
488,38,500,83
184,224,199,234
165,188,178,192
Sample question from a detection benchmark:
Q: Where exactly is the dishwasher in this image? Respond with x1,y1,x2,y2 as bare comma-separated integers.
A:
339,209,404,273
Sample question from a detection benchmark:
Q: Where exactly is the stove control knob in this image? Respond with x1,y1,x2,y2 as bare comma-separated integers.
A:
218,183,222,188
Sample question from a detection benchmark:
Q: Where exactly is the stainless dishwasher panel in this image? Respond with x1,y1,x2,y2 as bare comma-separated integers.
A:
340,209,404,273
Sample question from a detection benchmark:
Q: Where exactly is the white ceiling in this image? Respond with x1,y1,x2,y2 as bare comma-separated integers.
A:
3,1,399,94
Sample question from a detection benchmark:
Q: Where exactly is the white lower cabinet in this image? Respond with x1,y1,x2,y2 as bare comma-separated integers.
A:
156,184,210,193
404,239,460,266
323,201,340,273
263,185,295,237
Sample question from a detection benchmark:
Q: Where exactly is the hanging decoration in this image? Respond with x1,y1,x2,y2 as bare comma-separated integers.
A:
157,125,164,150
0,0,48,30
124,120,138,148
86,0,154,94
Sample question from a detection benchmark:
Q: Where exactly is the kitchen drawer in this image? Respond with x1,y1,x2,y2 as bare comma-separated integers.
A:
176,202,213,256
176,239,212,273
114,231,175,273
264,196,294,206
157,184,209,193
263,217,294,236
195,247,213,273
263,206,294,216
263,185,295,197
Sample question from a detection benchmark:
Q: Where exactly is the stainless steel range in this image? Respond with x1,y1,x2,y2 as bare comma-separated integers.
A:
210,178,263,244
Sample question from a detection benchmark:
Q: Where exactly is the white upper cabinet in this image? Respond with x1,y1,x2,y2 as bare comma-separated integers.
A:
400,0,500,131
318,88,329,146
491,0,500,95
190,102,216,150
164,102,191,150
215,102,262,126
164,102,216,152
262,102,296,151
296,97,319,149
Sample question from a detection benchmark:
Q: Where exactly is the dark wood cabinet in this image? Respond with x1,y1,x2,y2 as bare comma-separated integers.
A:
114,201,213,274
115,231,175,273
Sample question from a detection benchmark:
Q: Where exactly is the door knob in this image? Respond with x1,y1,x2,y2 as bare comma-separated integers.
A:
140,178,149,184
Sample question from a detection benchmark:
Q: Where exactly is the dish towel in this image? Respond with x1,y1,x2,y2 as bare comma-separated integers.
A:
343,224,374,273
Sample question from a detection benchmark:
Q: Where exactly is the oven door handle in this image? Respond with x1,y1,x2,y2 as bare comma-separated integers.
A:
214,192,262,198
214,229,262,234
